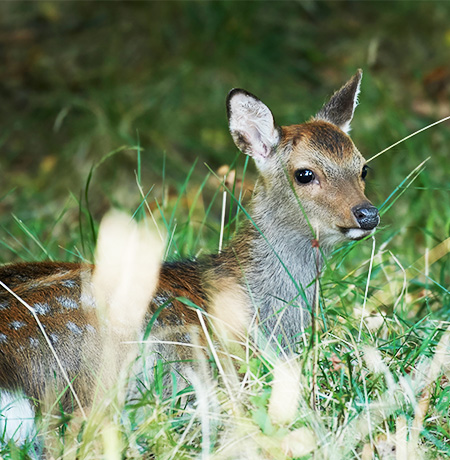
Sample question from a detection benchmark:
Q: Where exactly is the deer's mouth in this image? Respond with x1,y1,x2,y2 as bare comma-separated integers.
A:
339,227,375,241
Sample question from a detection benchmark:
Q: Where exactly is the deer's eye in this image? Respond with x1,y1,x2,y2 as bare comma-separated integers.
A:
294,169,315,185
361,165,368,180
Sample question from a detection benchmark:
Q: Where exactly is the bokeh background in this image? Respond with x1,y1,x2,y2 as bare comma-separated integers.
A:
0,1,449,262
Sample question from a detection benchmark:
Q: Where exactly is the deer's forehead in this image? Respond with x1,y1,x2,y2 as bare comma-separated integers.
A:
281,121,364,168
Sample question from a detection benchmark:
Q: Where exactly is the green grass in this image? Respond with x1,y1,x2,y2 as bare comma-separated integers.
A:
0,116,449,459
1,4,449,457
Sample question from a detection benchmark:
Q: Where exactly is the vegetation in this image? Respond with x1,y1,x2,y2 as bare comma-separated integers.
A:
0,2,449,459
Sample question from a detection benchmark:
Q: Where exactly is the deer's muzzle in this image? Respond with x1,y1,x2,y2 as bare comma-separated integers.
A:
352,204,380,230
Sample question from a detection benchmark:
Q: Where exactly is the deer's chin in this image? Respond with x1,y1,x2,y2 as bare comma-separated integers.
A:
340,227,375,241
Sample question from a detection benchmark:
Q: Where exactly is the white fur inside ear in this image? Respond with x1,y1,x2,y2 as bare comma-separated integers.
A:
229,92,279,160
340,77,361,134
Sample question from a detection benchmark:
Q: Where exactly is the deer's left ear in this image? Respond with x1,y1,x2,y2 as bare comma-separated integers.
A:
315,69,362,134
227,89,280,163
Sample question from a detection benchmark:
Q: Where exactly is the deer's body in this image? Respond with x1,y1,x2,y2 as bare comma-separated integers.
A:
0,71,380,440
0,221,318,407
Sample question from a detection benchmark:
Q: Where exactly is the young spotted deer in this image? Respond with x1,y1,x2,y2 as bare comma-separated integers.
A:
0,70,379,439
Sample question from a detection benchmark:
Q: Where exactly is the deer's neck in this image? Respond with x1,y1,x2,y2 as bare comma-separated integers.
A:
221,190,329,347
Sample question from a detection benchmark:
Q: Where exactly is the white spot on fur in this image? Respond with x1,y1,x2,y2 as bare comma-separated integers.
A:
49,333,59,344
0,301,8,310
33,302,50,315
85,324,96,333
9,321,26,330
61,279,77,288
0,391,36,445
67,321,82,334
0,333,7,344
153,294,170,306
57,296,79,310
29,337,39,348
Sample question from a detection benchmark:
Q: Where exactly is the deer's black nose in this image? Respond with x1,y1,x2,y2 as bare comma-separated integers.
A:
352,205,379,230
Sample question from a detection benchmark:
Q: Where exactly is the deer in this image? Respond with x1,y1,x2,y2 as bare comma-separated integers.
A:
0,70,379,445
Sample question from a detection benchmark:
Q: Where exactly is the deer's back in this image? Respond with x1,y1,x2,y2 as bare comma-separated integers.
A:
0,262,101,403
0,259,211,404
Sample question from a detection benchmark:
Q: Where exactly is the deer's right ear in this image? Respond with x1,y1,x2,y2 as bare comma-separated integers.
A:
227,89,280,162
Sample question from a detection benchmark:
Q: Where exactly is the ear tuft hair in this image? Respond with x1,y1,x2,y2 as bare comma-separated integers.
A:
315,69,362,134
226,89,280,163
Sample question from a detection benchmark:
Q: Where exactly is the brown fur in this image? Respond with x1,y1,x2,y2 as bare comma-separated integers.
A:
283,121,356,161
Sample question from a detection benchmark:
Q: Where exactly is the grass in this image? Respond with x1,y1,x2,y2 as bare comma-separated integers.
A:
0,4,449,456
0,111,449,459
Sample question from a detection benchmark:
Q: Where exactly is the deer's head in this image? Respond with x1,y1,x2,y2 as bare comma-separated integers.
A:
227,70,379,246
